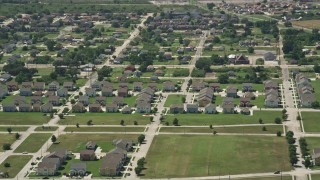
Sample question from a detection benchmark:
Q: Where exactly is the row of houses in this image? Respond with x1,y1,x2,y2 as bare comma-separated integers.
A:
5,81,76,92
295,74,315,107
264,80,280,108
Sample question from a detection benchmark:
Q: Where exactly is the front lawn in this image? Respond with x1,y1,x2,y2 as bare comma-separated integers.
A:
0,134,16,152
0,155,32,178
301,112,320,132
0,112,51,125
59,113,150,125
48,134,138,153
164,95,186,107
14,133,52,153
64,126,145,132
143,135,291,178
163,110,282,126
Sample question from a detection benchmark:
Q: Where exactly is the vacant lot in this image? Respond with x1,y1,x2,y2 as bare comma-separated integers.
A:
0,127,29,132
144,135,291,178
0,134,16,152
0,112,51,125
64,126,145,132
164,95,186,107
311,80,320,102
34,126,59,131
301,112,320,132
160,125,283,134
292,20,320,29
48,134,138,153
14,133,52,153
163,111,282,126
0,155,32,178
221,176,291,180
59,113,150,125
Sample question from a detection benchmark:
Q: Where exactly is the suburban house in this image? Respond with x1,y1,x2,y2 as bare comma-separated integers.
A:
112,97,124,107
312,148,320,166
163,81,175,92
21,82,33,88
264,52,276,61
122,106,132,114
229,54,249,64
209,83,220,92
204,103,216,114
86,141,97,150
3,103,16,112
244,92,256,100
19,103,32,112
69,163,86,176
0,86,8,99
295,73,315,107
0,73,12,83
106,104,118,113
6,81,19,92
41,103,53,113
48,81,60,91
147,83,158,91
89,103,102,112
118,87,128,97
48,96,60,106
170,104,184,114
164,52,172,60
20,87,32,96
80,150,96,161
14,96,27,105
191,81,206,92
72,102,86,113
113,139,133,151
57,88,68,97
186,103,198,113
91,81,102,90
222,98,235,114
242,83,253,92
264,80,278,91
99,148,127,176
34,82,45,91
31,96,42,104
95,96,106,106
240,97,251,107
85,88,96,97
136,101,151,113
33,103,41,112
226,86,238,97
63,82,75,91
37,158,60,176
133,82,143,92
45,148,68,164
197,87,214,107
241,108,250,115
79,96,89,106
102,86,113,97
265,94,280,108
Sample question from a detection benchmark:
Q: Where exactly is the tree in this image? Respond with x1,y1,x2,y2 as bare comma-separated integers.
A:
262,126,267,131
311,101,320,109
134,121,138,125
207,3,215,10
120,120,125,126
258,118,263,124
137,157,145,167
135,166,143,175
2,143,11,150
58,114,64,119
218,73,229,84
275,117,282,124
76,123,80,128
15,133,20,140
304,158,312,168
297,115,301,121
6,127,12,134
282,109,287,114
51,135,57,143
173,118,179,126
87,120,93,126
97,66,112,81
45,40,56,51
209,124,213,129
138,134,145,144
4,163,10,168
277,131,282,137
247,47,254,53
195,58,212,72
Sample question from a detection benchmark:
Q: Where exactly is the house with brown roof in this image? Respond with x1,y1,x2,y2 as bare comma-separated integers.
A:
48,96,60,106
222,97,235,114
240,97,251,107
20,87,32,96
170,104,184,114
41,103,53,113
133,82,143,92
45,148,68,164
102,86,113,97
72,102,86,113
264,80,278,91
191,81,206,92
99,148,127,176
122,106,132,114
19,103,32,112
6,81,19,92
226,86,238,97
113,139,133,151
57,88,68,97
37,158,59,176
106,104,118,113
33,103,41,112
79,96,89,106
21,82,33,88
63,82,75,91
31,96,42,105
112,97,124,107
80,150,96,161
95,96,106,106
154,69,164,76
148,83,158,91
209,83,220,92
85,88,96,97
48,81,60,91
34,82,45,91
89,103,102,112
163,81,175,92
118,87,128,97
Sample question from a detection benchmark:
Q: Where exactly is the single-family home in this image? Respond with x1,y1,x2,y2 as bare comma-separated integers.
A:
48,81,60,91
164,52,172,60
226,86,238,97
240,97,251,107
112,97,124,107
41,103,53,113
106,104,118,113
3,103,16,112
72,102,86,113
242,83,253,92
57,88,68,97
69,163,86,176
86,141,97,150
186,103,198,113
78,96,89,106
170,104,184,114
133,82,143,92
163,81,175,92
48,96,60,106
136,101,151,113
63,82,75,91
264,80,278,91
89,103,102,112
95,96,106,106
21,82,33,89
191,81,206,92
6,81,19,92
34,82,45,91
102,86,113,97
19,103,32,112
118,87,128,97
122,106,132,114
33,103,41,112
45,148,68,164
265,94,280,108
85,88,96,97
204,103,216,114
113,139,133,151
264,52,276,61
37,159,59,176
99,149,127,176
209,83,220,92
312,148,320,166
80,150,96,161
31,96,42,105
20,87,32,96
91,81,102,90
154,69,164,76
222,98,234,114
0,86,8,99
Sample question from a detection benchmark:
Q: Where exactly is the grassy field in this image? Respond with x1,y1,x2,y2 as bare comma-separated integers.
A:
311,80,320,102
163,111,282,126
34,126,59,131
220,176,291,180
64,126,145,132
312,174,320,179
59,113,151,125
160,125,283,134
14,133,52,153
48,134,138,153
0,134,16,152
61,156,101,177
0,127,29,132
143,135,291,178
0,155,32,178
292,20,320,29
301,112,320,132
0,112,51,125
164,95,185,107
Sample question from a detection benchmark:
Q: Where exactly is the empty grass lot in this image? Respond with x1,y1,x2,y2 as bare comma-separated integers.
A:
34,126,59,131
48,134,138,153
312,174,320,179
160,125,283,134
0,127,29,132
143,135,291,178
292,20,320,29
220,176,291,180
301,112,320,132
311,80,320,102
163,111,282,126
61,156,101,177
0,155,32,178
14,133,52,153
59,113,150,125
64,126,145,132
164,95,186,107
0,112,51,125
0,134,16,152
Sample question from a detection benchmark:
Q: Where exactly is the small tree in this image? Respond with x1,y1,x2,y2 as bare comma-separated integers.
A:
15,133,21,140
275,117,282,124
262,126,267,131
137,157,145,167
51,135,57,143
58,113,64,119
297,115,301,121
135,166,143,176
2,144,11,150
76,123,80,128
305,158,312,168
165,122,169,126
173,118,179,126
149,117,153,122
282,109,287,114
6,127,12,134
247,47,254,53
50,113,54,118
87,120,93,126
4,163,10,168
134,121,138,125
138,134,145,144
209,124,213,129
120,120,125,126
213,131,217,135
277,131,282,137
258,118,263,124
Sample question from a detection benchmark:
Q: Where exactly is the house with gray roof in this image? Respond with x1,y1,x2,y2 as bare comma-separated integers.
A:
112,97,124,107
48,96,60,106
0,86,8,99
163,81,175,92
70,163,86,176
106,104,118,113
57,88,68,97
33,82,45,91
113,139,133,151
136,101,151,113
99,149,127,176
133,82,143,92
78,96,89,106
48,81,60,91
186,103,198,113
3,103,16,112
312,148,320,166
72,102,86,113
6,81,18,92
170,104,184,114
102,86,113,97
63,82,75,91
226,86,238,97
41,103,53,113
89,103,102,112
264,52,276,61
20,87,32,96
265,94,280,108
19,103,32,112
205,103,216,114
95,96,106,106
85,88,96,97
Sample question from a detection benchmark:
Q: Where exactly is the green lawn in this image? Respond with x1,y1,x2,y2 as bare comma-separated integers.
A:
0,112,51,125
143,135,291,178
221,176,291,180
163,111,282,126
312,174,320,179
34,126,59,131
48,134,138,153
164,95,186,107
311,80,320,102
0,134,16,152
301,112,320,132
0,127,29,132
64,126,145,132
59,113,150,125
14,133,52,153
160,125,283,134
61,156,102,177
0,155,32,178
